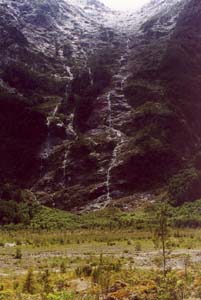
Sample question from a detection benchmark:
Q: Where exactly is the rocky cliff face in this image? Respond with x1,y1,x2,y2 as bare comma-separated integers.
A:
1,0,201,211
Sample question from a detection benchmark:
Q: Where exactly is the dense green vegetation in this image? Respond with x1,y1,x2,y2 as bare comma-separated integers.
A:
30,200,201,230
2,192,201,229
2,62,64,96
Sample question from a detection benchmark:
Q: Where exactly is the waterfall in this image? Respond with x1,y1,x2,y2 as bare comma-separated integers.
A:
88,67,94,86
65,66,74,100
105,38,131,204
40,64,75,180
66,113,76,137
62,51,93,187
62,66,76,185
63,114,77,185
63,146,70,183
40,102,60,162
106,129,124,202
105,105,125,203
107,93,112,129
66,66,74,81
53,104,59,117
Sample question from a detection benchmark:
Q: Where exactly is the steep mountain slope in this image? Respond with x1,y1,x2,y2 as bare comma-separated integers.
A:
1,0,201,214
0,0,115,183
123,0,201,206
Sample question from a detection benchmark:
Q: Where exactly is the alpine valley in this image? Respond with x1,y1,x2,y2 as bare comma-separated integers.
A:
3,1,201,299
1,0,201,217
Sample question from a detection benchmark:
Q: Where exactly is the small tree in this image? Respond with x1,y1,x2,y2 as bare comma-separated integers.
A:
15,248,22,260
183,254,191,280
60,261,66,274
42,269,51,294
154,200,171,277
23,268,36,294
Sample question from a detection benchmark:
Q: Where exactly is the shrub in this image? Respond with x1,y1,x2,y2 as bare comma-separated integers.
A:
168,168,201,205
135,242,142,252
75,265,93,277
15,248,22,260
2,62,63,95
60,262,66,274
23,269,36,294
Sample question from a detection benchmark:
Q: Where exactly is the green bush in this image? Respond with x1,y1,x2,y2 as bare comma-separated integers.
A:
168,167,201,205
23,269,36,294
124,80,164,108
75,265,93,277
3,62,63,96
15,248,22,260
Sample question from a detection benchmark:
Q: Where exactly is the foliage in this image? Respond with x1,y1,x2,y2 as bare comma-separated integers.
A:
3,195,201,230
30,206,79,230
23,269,36,294
15,248,22,260
2,63,63,96
0,200,39,226
0,185,39,226
168,167,201,205
124,80,165,108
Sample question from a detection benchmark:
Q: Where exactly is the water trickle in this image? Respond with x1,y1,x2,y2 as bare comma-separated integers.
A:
62,146,70,184
65,66,74,101
66,113,76,137
53,104,59,117
62,66,76,185
66,66,74,81
106,129,124,201
40,102,60,162
107,93,112,129
88,67,94,86
105,38,131,204
40,65,75,178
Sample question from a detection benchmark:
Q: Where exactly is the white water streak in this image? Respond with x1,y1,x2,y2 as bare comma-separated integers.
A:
105,38,130,203
88,67,94,86
63,66,75,185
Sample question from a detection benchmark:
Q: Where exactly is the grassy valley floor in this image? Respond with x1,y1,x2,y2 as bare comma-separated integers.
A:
1,202,201,299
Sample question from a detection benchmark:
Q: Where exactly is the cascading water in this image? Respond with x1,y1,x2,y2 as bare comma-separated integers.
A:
40,102,60,162
40,64,72,161
105,38,131,204
62,115,77,185
107,93,112,129
63,146,70,181
66,66,74,81
62,66,76,185
106,128,124,202
53,104,59,117
88,67,94,86
62,50,94,186
105,100,125,203
39,63,76,183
